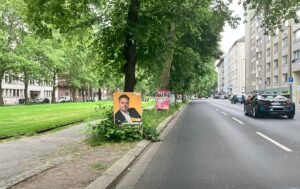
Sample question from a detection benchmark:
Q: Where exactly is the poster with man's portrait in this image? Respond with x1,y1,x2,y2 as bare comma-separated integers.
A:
155,90,170,110
113,92,142,125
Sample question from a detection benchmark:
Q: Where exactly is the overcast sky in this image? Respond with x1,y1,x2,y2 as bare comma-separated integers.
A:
220,0,245,53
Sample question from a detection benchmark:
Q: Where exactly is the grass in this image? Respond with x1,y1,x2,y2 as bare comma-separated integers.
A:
0,101,112,138
0,99,156,138
142,103,182,130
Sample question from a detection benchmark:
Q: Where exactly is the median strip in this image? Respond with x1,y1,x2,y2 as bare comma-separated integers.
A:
231,117,244,125
256,132,292,152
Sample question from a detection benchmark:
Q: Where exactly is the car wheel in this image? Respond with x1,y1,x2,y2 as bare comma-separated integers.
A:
287,112,295,119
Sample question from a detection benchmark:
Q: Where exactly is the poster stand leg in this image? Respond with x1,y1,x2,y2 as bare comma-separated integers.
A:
140,123,143,138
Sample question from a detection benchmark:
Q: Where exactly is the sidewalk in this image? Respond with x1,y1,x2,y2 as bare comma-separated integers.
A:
0,119,101,189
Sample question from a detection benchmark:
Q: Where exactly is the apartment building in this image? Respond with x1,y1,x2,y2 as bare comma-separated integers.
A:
1,74,55,104
245,10,300,103
245,10,266,93
216,57,225,93
217,37,245,95
1,74,107,105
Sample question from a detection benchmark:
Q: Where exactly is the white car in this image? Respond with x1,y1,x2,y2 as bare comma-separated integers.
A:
56,96,71,103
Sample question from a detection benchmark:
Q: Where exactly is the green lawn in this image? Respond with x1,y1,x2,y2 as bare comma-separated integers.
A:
0,101,112,137
0,99,155,138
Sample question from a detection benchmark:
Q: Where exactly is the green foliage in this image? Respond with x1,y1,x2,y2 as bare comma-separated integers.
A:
241,0,300,34
89,109,142,142
88,102,182,143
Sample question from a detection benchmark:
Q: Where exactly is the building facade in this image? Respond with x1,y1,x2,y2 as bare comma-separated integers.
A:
245,10,300,103
1,74,108,105
216,57,225,93
1,74,55,104
217,37,245,95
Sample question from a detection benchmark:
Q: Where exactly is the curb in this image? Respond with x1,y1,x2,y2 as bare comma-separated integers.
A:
85,104,186,189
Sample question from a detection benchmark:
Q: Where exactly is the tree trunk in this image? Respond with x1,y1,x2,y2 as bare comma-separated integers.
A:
82,88,85,102
89,86,93,99
24,72,29,105
72,87,76,102
98,88,102,101
51,71,57,103
160,22,177,90
0,71,4,105
123,0,140,92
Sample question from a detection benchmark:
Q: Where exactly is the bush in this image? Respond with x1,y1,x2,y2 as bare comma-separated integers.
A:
89,109,142,142
88,103,183,144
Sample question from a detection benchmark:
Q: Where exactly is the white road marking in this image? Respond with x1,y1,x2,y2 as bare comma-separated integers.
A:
256,132,292,152
231,117,244,125
221,111,227,115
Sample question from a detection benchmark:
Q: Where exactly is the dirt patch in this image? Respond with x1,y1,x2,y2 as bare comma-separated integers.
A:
10,142,136,189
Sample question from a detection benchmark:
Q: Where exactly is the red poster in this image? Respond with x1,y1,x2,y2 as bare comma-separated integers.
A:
155,90,171,110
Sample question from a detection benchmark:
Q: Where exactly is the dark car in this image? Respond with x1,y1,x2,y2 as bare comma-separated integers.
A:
244,94,295,119
231,95,245,104
30,98,50,104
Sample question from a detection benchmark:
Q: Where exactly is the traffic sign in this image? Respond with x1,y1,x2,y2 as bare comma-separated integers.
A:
288,76,293,84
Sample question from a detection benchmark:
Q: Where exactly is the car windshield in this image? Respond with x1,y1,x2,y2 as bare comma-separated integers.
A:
261,95,276,100
274,95,288,100
259,95,288,100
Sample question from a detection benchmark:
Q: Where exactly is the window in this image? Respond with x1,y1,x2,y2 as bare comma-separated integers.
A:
295,30,300,41
274,76,279,84
274,43,278,53
274,59,279,68
282,37,288,48
283,74,288,82
5,76,9,83
266,77,271,85
267,48,270,57
17,89,19,97
13,89,16,97
267,62,271,71
282,55,288,65
294,50,300,60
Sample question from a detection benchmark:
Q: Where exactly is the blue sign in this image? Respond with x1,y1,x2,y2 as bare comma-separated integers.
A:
288,76,293,83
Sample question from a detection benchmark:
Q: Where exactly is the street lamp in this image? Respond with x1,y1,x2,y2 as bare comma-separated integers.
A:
288,25,293,101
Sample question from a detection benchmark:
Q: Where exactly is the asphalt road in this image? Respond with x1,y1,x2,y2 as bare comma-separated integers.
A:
116,99,300,189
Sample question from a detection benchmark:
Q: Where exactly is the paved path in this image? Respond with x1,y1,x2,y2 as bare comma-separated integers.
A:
0,120,100,189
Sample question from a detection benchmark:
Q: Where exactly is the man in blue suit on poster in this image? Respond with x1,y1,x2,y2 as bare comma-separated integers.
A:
114,94,141,124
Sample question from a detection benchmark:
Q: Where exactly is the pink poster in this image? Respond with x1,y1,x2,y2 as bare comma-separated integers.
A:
155,90,171,110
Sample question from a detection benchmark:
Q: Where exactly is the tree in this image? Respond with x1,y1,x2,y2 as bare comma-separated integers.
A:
0,0,25,105
13,35,44,104
38,34,67,103
241,0,300,34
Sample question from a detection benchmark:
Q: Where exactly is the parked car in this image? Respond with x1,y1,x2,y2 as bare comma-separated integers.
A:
244,94,295,119
231,95,245,104
86,97,95,102
30,98,50,104
56,96,71,103
213,94,220,99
